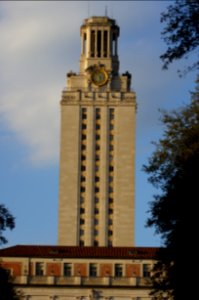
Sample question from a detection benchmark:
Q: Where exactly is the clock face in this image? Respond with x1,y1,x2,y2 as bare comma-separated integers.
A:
91,68,108,86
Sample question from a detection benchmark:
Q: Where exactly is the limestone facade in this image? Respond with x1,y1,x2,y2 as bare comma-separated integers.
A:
58,16,136,247
0,245,157,300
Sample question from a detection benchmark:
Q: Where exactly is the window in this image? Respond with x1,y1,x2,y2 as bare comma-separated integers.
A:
94,240,99,246
108,219,113,225
109,166,114,172
80,218,85,225
91,30,95,57
96,134,100,141
80,197,84,204
82,135,86,141
80,229,84,236
115,264,123,277
81,176,86,182
81,165,86,171
143,264,151,277
108,197,113,203
109,124,114,130
80,207,85,214
63,263,72,277
94,218,99,225
94,208,99,214
95,154,100,161
108,208,113,214
35,262,44,276
94,229,98,236
103,30,108,57
95,187,99,193
94,197,99,203
109,186,113,193
95,144,100,150
82,108,87,119
80,186,85,193
82,123,87,130
97,30,101,57
108,229,113,236
89,263,97,277
81,144,86,150
108,176,113,182
80,240,84,246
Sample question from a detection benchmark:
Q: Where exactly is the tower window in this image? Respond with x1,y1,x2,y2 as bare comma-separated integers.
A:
80,240,84,246
83,33,87,55
80,176,86,182
97,30,101,57
82,123,87,129
96,134,100,141
94,240,99,246
103,30,108,57
95,187,99,193
80,207,85,214
95,176,100,182
91,30,95,57
81,165,86,171
80,186,85,193
82,134,86,140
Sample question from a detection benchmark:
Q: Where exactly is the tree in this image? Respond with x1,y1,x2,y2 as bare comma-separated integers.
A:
0,204,15,245
0,268,21,300
160,0,199,75
143,79,199,299
0,205,20,299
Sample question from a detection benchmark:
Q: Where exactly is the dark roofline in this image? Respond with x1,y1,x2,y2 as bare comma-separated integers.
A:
0,245,160,260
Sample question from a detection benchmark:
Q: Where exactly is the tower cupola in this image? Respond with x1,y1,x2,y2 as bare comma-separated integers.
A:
80,16,120,74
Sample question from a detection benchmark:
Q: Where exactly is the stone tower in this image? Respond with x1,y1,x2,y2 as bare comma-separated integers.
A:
58,16,136,247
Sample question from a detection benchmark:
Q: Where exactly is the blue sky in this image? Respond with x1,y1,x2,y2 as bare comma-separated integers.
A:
0,1,197,248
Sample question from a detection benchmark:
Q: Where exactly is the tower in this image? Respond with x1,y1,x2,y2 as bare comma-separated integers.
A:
58,16,136,247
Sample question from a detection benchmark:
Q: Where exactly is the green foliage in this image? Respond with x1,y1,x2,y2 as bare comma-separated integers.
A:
0,204,15,245
160,0,199,74
144,78,199,299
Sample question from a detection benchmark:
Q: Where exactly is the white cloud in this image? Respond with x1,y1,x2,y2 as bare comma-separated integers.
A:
0,1,196,168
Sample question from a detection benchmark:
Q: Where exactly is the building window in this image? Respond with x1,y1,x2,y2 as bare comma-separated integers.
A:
94,218,99,225
81,134,87,140
81,176,86,182
115,264,123,277
35,262,44,276
63,263,72,277
80,186,85,193
89,263,97,277
80,218,85,225
82,123,87,129
80,240,84,246
80,207,85,214
95,187,99,193
81,165,86,171
143,264,151,277
94,240,99,246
